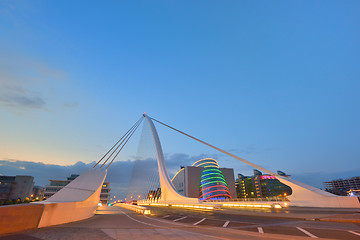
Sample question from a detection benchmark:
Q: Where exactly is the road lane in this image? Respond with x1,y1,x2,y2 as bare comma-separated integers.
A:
0,206,358,240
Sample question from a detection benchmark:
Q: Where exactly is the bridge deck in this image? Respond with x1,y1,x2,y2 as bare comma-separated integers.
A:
1,206,360,240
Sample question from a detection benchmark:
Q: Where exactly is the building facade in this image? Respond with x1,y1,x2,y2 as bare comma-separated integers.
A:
44,174,111,204
236,170,292,199
0,175,34,200
32,186,45,200
172,158,236,200
100,182,111,204
323,176,360,196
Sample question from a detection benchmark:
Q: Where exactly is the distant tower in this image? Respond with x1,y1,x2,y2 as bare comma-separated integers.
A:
193,158,231,201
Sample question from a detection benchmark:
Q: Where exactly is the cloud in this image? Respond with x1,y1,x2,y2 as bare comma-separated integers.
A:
0,154,221,199
0,93,46,109
63,102,79,109
0,52,65,111
0,159,94,187
3,154,350,199
0,159,136,199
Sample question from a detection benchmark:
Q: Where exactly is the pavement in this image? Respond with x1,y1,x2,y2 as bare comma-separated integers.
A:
0,205,359,240
218,206,360,223
317,213,360,223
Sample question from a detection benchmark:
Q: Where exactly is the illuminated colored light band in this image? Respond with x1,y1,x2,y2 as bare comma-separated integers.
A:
194,158,231,200
201,173,226,179
199,189,231,198
202,169,223,173
260,175,276,180
201,179,226,185
200,180,228,188
201,176,226,183
196,162,219,168
200,180,227,186
202,193,232,201
200,176,227,183
201,176,226,181
195,160,219,166
200,185,230,193
192,158,220,167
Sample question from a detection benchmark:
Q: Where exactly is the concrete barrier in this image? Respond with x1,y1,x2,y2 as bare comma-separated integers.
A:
277,176,360,208
0,203,44,235
115,203,151,214
34,168,107,228
0,168,107,236
37,187,102,228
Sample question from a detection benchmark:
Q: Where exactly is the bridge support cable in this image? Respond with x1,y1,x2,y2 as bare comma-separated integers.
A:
146,170,157,201
144,166,159,201
100,118,142,168
93,117,144,169
105,117,144,169
148,116,277,176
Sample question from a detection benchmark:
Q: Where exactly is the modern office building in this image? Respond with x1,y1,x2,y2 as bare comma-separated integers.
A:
171,158,236,200
44,174,111,204
236,170,292,199
100,181,111,204
31,186,45,200
323,176,360,196
0,175,34,200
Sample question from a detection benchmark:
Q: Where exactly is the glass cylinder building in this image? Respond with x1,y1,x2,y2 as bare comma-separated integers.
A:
192,158,232,201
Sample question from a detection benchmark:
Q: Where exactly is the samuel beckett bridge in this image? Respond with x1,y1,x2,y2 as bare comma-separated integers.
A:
1,114,360,240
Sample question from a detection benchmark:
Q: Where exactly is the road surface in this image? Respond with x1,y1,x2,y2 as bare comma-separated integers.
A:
1,205,360,240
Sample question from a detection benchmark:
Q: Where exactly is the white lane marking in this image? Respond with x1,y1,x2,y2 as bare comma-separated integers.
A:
143,215,227,240
118,208,226,240
162,215,170,219
349,231,360,236
296,227,318,238
222,221,230,228
173,216,187,222
193,218,206,226
119,209,163,228
257,227,264,233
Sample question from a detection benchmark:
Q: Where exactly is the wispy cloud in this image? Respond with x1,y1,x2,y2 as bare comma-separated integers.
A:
0,92,46,109
0,53,65,111
63,102,79,109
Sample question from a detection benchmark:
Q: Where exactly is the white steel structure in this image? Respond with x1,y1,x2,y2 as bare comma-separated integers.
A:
144,114,200,204
31,114,360,229
145,114,360,209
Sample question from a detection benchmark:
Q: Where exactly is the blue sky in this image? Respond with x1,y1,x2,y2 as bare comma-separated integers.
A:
0,1,359,192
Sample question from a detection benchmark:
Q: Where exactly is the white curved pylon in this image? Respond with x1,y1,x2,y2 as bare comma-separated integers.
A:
146,115,360,208
144,114,200,203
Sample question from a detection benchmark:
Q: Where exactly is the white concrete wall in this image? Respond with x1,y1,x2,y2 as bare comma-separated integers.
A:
277,176,360,208
33,168,107,227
